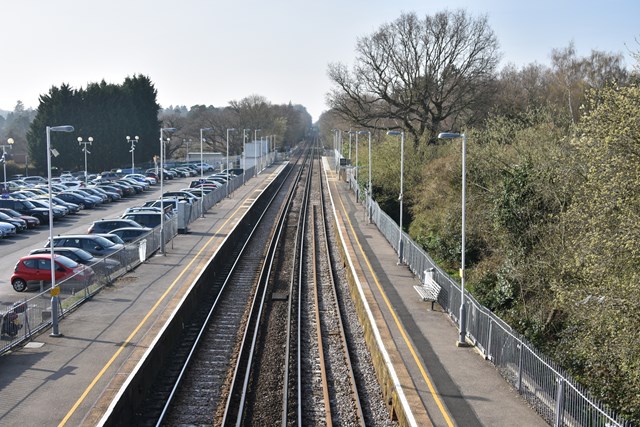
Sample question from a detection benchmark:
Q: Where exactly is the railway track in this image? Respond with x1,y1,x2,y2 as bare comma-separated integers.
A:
123,141,392,426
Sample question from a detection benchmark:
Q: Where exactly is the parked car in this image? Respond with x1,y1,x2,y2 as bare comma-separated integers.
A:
96,233,126,245
163,191,200,202
46,235,125,257
10,253,95,292
0,208,40,228
88,218,144,234
181,187,213,197
0,221,17,237
108,227,152,243
0,198,50,223
0,212,27,232
21,176,48,185
28,199,67,218
121,210,172,228
57,191,96,209
29,247,121,275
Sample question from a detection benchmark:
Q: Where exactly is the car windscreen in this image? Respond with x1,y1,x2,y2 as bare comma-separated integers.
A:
54,255,79,269
21,200,36,209
92,235,116,247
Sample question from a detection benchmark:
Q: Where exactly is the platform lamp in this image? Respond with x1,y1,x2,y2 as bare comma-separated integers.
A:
77,136,93,184
253,129,261,177
437,132,468,347
159,127,176,255
1,138,14,192
126,136,139,173
47,125,74,337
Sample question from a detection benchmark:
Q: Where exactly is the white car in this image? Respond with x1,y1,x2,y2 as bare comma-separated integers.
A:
124,174,157,185
0,221,17,237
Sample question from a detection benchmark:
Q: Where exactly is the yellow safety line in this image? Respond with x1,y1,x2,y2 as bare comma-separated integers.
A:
334,179,455,427
58,195,257,426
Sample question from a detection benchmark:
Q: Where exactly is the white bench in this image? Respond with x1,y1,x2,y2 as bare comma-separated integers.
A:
414,268,441,310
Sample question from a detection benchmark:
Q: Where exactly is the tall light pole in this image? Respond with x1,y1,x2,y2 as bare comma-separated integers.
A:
77,136,93,184
160,127,176,255
47,125,74,337
200,128,212,217
126,136,139,174
226,128,235,196
386,131,404,266
243,129,250,185
438,132,467,346
1,138,14,192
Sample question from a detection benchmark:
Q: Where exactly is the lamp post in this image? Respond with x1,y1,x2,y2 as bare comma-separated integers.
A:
253,129,261,177
386,131,404,265
126,136,139,174
1,138,14,192
160,127,176,255
47,125,74,337
200,128,212,217
77,136,93,184
438,132,468,346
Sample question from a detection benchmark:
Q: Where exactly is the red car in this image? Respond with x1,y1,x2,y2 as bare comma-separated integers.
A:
10,253,95,292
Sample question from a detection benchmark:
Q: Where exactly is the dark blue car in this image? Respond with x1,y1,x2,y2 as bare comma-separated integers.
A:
57,191,96,209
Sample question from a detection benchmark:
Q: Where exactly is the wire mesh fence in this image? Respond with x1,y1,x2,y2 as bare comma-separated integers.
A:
337,152,632,427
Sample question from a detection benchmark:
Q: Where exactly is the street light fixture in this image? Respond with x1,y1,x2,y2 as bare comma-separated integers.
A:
47,125,74,337
126,136,139,174
226,128,235,196
386,131,404,266
159,127,176,255
77,136,93,184
356,131,372,222
438,131,468,347
1,138,14,192
199,127,212,217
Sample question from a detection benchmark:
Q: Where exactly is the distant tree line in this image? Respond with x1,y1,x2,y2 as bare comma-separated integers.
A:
321,8,640,423
158,94,312,161
25,78,312,176
27,75,161,175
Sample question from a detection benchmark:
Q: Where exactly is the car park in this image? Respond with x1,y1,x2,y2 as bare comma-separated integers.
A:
47,234,125,257
29,247,121,275
0,208,40,228
10,253,95,292
108,226,152,243
88,218,144,234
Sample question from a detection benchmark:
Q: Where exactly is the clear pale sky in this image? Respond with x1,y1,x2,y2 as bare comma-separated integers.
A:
1,0,638,122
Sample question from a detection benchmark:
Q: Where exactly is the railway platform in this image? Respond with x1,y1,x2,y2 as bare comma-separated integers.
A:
0,167,281,427
324,157,547,427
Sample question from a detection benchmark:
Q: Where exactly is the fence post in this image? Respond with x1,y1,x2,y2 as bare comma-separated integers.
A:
486,318,493,361
517,342,523,392
554,376,565,427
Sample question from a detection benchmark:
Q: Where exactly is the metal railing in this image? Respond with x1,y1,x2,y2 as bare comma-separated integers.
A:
0,170,251,356
336,151,632,427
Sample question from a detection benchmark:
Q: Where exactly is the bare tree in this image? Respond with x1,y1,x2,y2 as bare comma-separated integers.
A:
327,10,500,145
